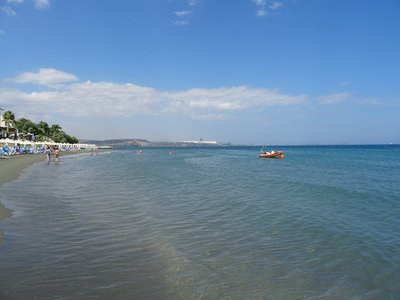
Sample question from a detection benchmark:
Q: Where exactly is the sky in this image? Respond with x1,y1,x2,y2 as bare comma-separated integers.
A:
0,0,399,145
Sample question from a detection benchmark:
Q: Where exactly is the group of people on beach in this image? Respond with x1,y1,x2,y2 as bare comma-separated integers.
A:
45,146,61,162
0,144,58,161
0,143,80,163
0,143,37,156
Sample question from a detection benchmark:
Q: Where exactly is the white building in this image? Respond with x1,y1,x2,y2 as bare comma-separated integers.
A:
0,109,17,139
181,139,220,145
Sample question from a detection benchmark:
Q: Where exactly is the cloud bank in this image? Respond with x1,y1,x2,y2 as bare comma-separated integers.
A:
11,68,79,87
1,68,307,120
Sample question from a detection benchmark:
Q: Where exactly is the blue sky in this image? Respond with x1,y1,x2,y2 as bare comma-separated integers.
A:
1,0,399,144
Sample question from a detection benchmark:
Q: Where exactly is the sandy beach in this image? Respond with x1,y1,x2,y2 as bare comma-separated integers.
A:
0,149,107,247
0,150,105,220
0,154,45,216
0,154,46,186
0,154,46,244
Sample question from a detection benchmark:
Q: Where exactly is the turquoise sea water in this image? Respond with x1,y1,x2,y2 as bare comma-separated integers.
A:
0,145,399,299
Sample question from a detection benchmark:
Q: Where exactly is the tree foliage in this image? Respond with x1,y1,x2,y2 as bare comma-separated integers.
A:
2,110,16,136
3,110,78,144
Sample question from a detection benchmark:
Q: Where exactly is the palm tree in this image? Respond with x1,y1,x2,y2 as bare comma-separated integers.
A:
15,118,40,141
50,124,62,133
2,110,16,138
37,121,50,136
49,124,62,141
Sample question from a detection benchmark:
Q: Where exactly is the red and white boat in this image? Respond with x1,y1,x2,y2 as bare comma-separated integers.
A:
259,150,284,159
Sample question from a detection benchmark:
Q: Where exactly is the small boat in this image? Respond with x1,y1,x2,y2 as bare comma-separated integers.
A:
259,150,284,159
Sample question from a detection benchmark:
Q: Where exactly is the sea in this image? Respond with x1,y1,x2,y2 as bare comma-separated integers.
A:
0,145,399,300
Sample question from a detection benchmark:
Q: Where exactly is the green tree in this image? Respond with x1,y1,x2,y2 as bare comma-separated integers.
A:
14,118,40,136
68,135,79,143
49,123,61,135
49,124,62,141
37,121,50,136
2,111,78,144
51,130,78,143
2,110,16,138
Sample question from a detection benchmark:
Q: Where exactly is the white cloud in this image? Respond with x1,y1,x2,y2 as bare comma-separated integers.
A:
253,0,266,5
175,10,191,18
168,86,305,112
11,68,79,87
256,9,267,17
7,0,24,4
174,10,192,25
33,0,50,9
1,6,16,16
253,0,267,17
269,1,283,10
253,0,284,17
1,70,308,119
187,0,199,7
173,0,200,26
316,92,351,105
352,97,383,106
190,113,227,121
1,0,47,16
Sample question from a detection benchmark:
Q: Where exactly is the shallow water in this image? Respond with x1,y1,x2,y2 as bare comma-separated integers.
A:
0,146,399,299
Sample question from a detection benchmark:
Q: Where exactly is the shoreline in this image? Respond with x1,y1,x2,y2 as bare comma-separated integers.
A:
0,154,46,187
0,154,46,212
0,150,108,245
0,150,107,215
0,154,46,245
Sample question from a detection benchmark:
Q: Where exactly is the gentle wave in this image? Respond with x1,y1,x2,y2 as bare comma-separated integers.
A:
0,146,399,299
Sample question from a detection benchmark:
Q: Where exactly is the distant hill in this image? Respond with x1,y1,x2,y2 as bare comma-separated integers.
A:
79,139,146,147
79,139,228,147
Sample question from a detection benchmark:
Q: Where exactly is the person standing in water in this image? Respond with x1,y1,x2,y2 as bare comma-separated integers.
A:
54,147,60,163
45,146,51,162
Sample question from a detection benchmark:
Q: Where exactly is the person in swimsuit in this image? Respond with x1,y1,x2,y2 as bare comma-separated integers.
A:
45,146,51,162
54,147,60,162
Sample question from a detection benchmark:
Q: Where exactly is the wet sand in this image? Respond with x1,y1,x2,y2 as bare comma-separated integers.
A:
0,151,107,220
0,154,45,186
0,154,46,245
0,154,45,220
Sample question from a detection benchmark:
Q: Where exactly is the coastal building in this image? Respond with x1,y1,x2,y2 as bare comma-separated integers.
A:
180,139,221,145
0,111,17,139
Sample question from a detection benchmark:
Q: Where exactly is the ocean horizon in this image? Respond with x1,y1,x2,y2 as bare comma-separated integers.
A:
0,145,399,299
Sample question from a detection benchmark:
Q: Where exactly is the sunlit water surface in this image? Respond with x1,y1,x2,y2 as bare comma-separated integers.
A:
0,146,399,299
